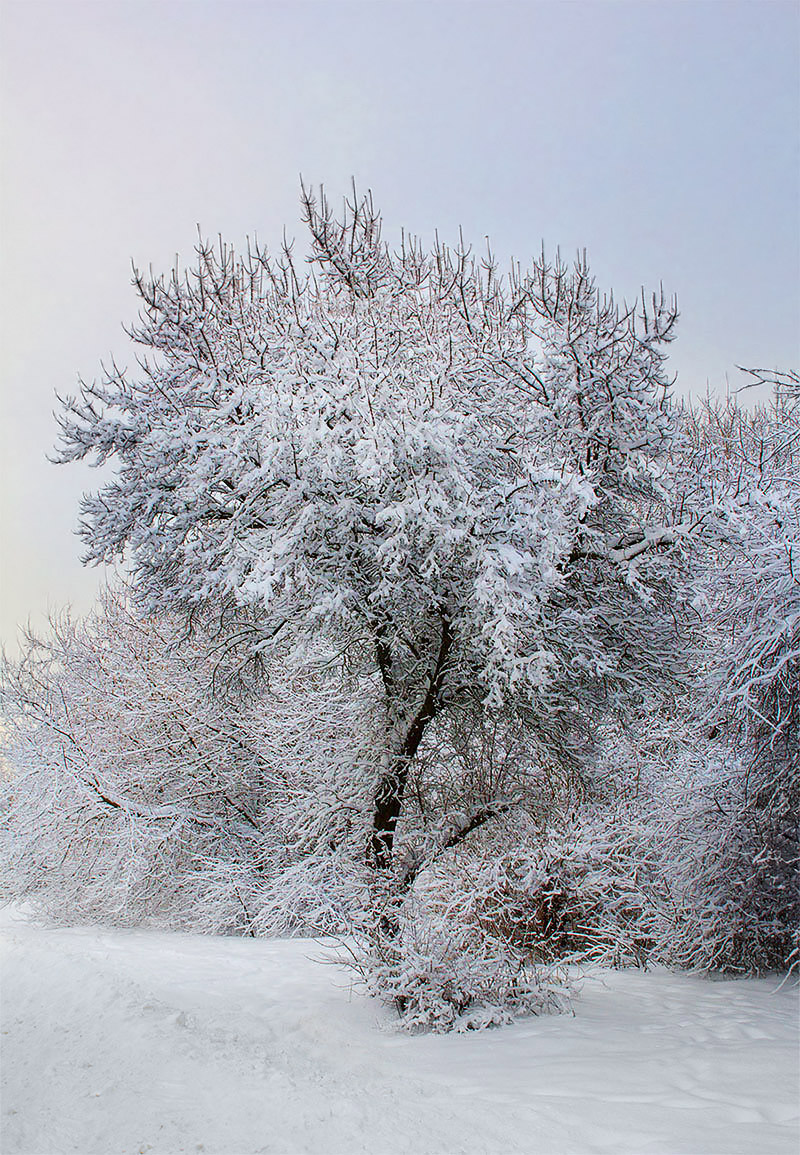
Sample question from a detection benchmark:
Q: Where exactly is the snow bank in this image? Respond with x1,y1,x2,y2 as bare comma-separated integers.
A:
1,906,797,1155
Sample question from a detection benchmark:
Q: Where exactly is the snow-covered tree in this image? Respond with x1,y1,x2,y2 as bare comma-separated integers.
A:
700,374,799,781
576,379,800,976
54,186,690,884
664,379,800,971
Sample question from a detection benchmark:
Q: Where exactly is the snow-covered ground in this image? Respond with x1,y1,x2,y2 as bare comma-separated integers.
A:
1,905,797,1155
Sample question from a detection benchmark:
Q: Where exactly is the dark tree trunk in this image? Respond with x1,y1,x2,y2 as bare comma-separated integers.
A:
369,611,454,871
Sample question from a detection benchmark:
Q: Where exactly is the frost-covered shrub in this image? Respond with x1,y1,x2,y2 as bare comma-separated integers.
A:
638,745,799,974
0,588,375,935
666,783,797,973
432,814,650,966
359,917,571,1033
350,807,655,1031
352,867,572,1033
594,701,799,976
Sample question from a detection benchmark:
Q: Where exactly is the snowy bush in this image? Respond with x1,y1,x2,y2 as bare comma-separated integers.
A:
0,587,375,935
630,730,799,975
349,803,659,1031
647,749,798,974
352,865,572,1032
592,680,798,976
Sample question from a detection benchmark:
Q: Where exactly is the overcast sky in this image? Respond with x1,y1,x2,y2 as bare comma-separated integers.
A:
1,0,798,652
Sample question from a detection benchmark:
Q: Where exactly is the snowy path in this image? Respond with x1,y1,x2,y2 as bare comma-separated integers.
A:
1,907,797,1155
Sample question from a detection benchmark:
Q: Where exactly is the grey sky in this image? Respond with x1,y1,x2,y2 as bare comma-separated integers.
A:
1,0,798,652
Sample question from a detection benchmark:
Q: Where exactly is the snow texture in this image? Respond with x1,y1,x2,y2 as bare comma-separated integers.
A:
2,905,797,1155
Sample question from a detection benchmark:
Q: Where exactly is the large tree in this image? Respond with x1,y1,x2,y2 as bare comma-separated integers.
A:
56,186,689,873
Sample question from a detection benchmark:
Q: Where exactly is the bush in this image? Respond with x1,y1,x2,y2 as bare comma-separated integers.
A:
0,588,375,936
352,880,571,1033
349,807,654,1031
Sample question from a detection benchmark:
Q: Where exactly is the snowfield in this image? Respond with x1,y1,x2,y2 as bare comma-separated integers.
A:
1,906,797,1155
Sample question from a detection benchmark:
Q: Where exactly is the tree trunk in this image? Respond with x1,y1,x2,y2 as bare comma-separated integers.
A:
369,611,453,871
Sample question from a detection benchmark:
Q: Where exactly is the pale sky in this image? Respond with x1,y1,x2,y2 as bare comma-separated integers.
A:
1,0,798,652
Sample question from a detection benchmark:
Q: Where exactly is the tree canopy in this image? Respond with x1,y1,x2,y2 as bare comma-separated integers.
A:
56,186,690,870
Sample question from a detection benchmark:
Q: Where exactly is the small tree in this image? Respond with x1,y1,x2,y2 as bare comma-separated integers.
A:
55,186,688,884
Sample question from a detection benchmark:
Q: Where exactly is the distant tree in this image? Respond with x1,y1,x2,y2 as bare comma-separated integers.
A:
55,185,690,883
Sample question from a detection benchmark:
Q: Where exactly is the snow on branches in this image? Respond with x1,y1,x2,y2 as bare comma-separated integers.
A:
54,186,688,876
672,383,800,971
0,588,375,935
4,226,796,1022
